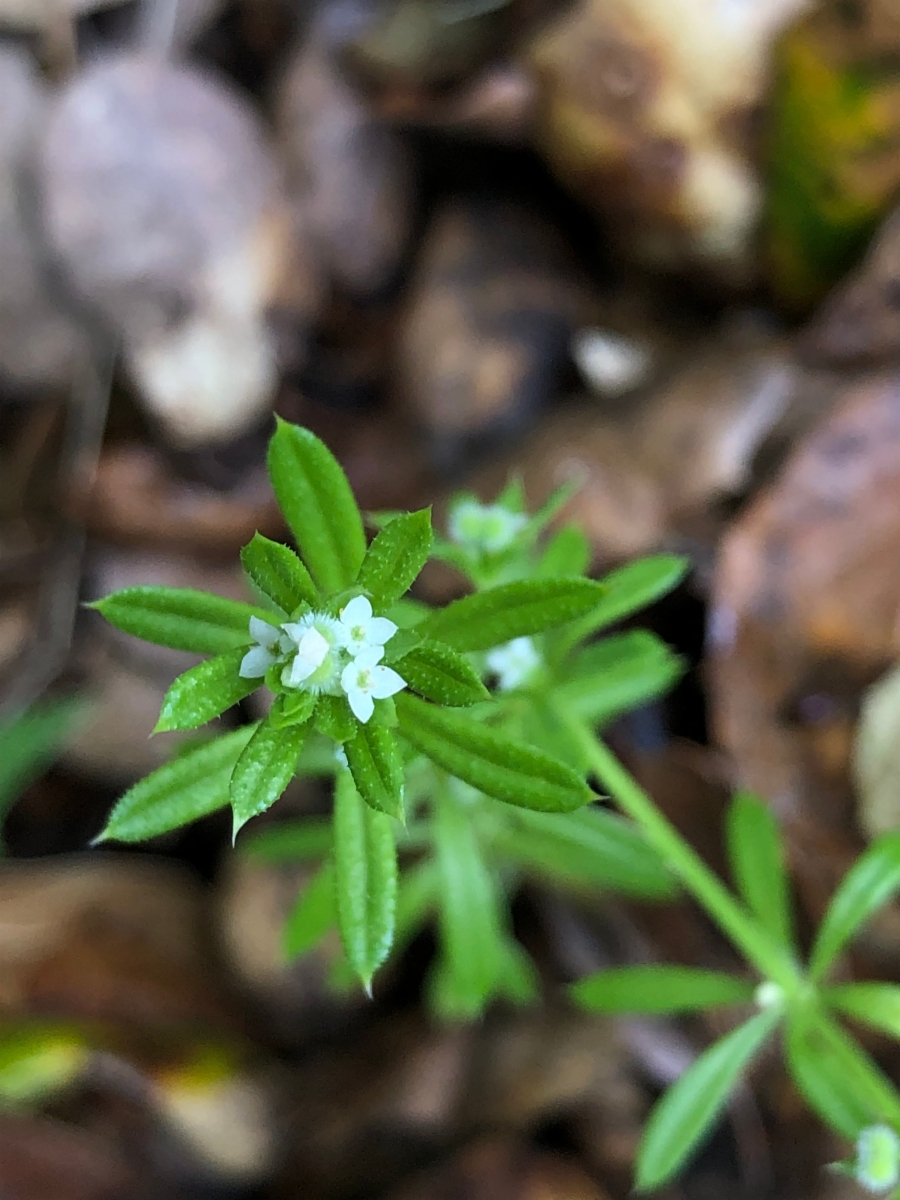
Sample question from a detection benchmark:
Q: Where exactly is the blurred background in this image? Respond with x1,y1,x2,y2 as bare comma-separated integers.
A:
4,0,900,1195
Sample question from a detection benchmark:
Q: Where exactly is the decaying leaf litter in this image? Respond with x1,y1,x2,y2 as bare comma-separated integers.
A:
6,0,900,1195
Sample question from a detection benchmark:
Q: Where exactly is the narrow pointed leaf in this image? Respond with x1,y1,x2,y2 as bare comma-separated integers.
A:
344,722,404,819
827,983,900,1043
536,524,590,579
396,693,594,812
241,817,332,862
241,532,319,613
333,770,397,988
90,587,267,655
315,695,357,743
636,1010,779,1191
726,791,795,950
785,1008,900,1138
231,717,307,840
556,631,684,725
394,858,439,946
493,806,677,899
559,555,689,651
419,578,607,652
283,861,336,960
155,649,256,732
431,787,503,1018
572,966,754,1015
809,832,900,980
396,640,489,707
356,509,433,609
97,724,257,842
267,420,365,594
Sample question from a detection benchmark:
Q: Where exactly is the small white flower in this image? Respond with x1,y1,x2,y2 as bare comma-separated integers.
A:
855,1125,900,1193
340,646,406,723
239,616,285,679
281,613,343,693
448,499,527,555
486,636,541,691
337,595,397,657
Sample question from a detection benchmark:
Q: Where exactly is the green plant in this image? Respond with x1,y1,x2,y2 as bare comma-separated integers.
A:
91,420,900,1194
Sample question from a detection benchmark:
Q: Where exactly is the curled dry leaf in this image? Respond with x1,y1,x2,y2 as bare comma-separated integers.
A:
38,54,300,447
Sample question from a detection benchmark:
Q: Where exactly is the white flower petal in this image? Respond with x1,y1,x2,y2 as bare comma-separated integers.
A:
296,627,329,669
239,645,274,679
341,595,372,625
353,645,384,669
367,617,397,645
249,616,281,647
347,688,374,723
371,666,406,699
341,661,360,693
281,622,306,643
286,653,316,686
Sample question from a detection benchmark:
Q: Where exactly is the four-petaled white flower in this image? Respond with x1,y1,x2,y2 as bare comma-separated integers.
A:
337,595,397,658
240,616,290,679
855,1125,900,1194
448,499,527,555
486,636,541,691
340,646,406,724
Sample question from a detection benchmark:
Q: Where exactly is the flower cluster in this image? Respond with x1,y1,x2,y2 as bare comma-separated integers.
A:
448,498,527,555
239,595,406,723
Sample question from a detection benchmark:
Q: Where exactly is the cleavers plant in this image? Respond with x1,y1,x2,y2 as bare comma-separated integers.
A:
91,420,900,1194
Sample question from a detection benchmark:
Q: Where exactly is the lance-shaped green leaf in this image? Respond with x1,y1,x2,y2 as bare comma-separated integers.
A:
572,965,754,1015
419,578,607,653
555,631,684,726
636,1009,780,1191
155,649,257,732
230,717,307,841
267,419,365,595
827,982,900,1043
726,791,795,951
356,509,432,610
240,532,319,613
536,524,590,579
241,816,332,862
431,787,503,1019
90,587,266,655
785,1008,900,1138
96,724,257,842
396,640,489,707
333,770,397,989
396,693,593,812
559,555,689,652
344,722,404,820
493,806,677,899
394,858,439,947
809,832,900,981
315,695,357,743
284,861,336,960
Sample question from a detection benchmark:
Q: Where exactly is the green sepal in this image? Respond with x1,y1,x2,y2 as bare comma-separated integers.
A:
315,695,357,743
269,689,317,730
230,715,307,841
154,648,256,732
332,770,397,990
419,578,606,652
345,722,405,820
395,639,489,707
396,693,593,813
240,532,319,613
571,966,754,1015
95,724,258,843
267,419,366,595
283,860,336,961
89,587,268,655
356,509,433,610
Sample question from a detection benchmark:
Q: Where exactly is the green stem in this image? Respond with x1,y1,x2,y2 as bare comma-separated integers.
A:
571,719,801,991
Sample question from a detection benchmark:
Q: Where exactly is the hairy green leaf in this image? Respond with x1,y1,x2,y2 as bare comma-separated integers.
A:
396,640,489,707
315,695,357,743
240,817,332,862
155,649,256,732
283,861,336,960
726,791,795,951
345,722,404,820
559,555,689,651
785,1008,900,1138
241,532,319,613
636,1010,779,1191
572,966,754,1015
267,419,366,595
555,631,684,725
231,717,307,840
809,832,900,980
97,725,257,842
356,509,433,610
827,982,900,1043
396,693,593,812
419,578,606,652
90,587,265,655
333,770,397,989
269,689,317,730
